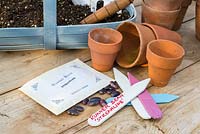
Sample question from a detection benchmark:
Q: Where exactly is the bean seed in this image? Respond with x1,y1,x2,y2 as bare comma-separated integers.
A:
99,88,107,95
87,100,99,106
104,85,114,90
87,97,101,106
82,98,89,105
67,108,79,116
106,89,115,94
110,81,119,89
89,97,101,102
111,91,121,97
73,105,84,112
100,99,107,107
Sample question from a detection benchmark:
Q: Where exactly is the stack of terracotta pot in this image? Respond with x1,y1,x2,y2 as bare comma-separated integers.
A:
142,0,192,30
196,0,200,40
115,22,184,87
88,22,185,87
116,22,182,68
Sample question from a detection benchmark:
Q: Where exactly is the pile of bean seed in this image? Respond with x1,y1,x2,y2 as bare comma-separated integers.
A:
66,81,121,116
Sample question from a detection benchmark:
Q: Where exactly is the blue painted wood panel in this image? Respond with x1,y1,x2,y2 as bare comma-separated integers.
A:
0,4,136,50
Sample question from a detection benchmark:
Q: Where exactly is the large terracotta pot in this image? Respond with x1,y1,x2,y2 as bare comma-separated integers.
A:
144,0,182,11
143,23,182,44
88,28,123,72
173,0,193,30
146,40,185,87
116,22,156,68
196,0,200,40
142,1,180,29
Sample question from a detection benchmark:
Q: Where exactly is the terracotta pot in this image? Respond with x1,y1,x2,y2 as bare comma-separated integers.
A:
172,0,192,30
88,28,122,72
146,39,185,87
196,0,200,40
143,23,182,44
144,0,182,11
116,22,156,68
142,1,180,29
80,0,133,24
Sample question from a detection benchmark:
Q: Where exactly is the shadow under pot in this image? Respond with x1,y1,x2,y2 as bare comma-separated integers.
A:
173,0,193,30
88,28,123,72
116,22,156,68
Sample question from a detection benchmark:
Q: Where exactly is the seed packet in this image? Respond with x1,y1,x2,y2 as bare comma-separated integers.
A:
19,59,112,115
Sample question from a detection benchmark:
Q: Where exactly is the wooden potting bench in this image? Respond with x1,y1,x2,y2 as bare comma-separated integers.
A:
0,0,199,134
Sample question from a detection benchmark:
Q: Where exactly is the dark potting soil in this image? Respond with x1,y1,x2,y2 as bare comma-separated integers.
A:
0,0,130,28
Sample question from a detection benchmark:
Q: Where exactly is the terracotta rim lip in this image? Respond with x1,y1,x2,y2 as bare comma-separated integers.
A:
88,28,123,46
130,23,146,66
142,0,181,13
116,22,146,67
147,39,185,61
142,23,159,39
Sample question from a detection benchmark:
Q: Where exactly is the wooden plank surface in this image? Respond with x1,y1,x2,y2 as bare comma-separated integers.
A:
0,49,90,95
74,58,200,134
0,1,200,134
63,18,200,134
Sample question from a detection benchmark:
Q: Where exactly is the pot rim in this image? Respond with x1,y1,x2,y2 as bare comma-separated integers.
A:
116,22,152,68
147,39,185,61
88,28,123,47
142,0,181,13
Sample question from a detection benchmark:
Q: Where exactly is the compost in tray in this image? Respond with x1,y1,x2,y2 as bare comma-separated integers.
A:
0,0,130,28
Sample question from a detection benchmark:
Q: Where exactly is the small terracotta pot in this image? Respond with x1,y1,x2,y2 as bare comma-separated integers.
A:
172,0,192,30
146,39,185,87
142,1,181,29
88,28,122,72
144,0,182,11
143,23,182,44
116,22,156,68
196,0,200,40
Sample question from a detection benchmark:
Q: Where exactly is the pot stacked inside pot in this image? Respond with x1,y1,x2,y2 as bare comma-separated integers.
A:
142,0,192,30
87,0,200,88
114,22,184,87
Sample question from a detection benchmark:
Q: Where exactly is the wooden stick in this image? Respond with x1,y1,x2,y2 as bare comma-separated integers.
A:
80,0,134,24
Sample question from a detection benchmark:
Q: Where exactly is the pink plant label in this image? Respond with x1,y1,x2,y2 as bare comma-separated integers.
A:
127,72,162,119
88,78,150,126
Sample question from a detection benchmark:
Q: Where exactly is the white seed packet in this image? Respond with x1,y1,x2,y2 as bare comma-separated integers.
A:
19,59,112,115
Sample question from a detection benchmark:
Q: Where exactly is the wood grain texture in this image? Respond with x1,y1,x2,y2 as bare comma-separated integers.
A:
0,49,90,95
74,60,200,134
0,19,199,134
1,1,200,134
182,1,196,22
